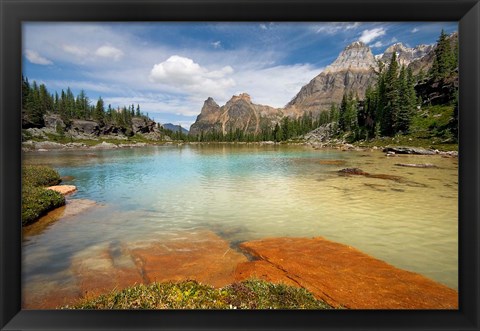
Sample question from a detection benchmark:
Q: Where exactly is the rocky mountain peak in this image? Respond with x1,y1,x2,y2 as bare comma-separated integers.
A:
385,42,408,53
380,42,434,67
199,97,220,116
323,40,376,74
228,93,252,104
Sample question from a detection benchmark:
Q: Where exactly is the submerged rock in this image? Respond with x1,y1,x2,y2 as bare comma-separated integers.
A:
237,237,458,309
22,199,97,238
395,163,438,168
130,231,248,288
25,230,249,309
318,159,347,166
338,168,369,176
338,168,403,181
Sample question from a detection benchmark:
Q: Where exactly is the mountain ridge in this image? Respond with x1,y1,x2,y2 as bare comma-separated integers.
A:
189,33,456,136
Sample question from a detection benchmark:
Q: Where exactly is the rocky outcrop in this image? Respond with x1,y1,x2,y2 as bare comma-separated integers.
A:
189,93,284,136
383,146,437,155
131,117,157,134
43,113,66,131
69,120,100,136
284,41,378,115
303,123,339,143
415,74,458,106
237,237,458,309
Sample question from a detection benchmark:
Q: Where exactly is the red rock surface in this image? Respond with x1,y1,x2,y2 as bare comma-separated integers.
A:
238,237,458,309
130,231,248,287
24,230,247,308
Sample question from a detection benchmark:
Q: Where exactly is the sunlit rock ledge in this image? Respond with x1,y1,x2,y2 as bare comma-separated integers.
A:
22,230,458,310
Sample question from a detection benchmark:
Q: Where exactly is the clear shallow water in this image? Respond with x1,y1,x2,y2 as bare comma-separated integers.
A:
22,144,458,300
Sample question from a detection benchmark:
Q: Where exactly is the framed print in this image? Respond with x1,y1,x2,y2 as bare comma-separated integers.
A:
1,0,479,330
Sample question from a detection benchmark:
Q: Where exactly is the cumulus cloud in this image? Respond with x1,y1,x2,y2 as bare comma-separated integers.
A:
25,49,53,65
359,28,386,44
211,41,221,48
149,55,235,98
95,45,124,60
411,27,419,33
62,44,87,56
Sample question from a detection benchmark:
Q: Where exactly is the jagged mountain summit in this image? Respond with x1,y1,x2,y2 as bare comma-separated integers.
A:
284,41,377,114
189,93,283,136
378,43,434,67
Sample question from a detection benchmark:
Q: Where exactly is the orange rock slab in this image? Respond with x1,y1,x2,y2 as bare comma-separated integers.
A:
47,185,77,195
238,237,458,309
131,231,248,288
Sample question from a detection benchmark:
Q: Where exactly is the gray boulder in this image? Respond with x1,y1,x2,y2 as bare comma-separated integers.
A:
70,120,100,135
43,114,66,131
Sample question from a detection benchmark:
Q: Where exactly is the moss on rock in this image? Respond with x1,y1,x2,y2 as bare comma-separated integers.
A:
64,279,332,310
22,165,65,225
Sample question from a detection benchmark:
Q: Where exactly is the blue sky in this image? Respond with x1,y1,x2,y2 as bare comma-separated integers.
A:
23,22,457,129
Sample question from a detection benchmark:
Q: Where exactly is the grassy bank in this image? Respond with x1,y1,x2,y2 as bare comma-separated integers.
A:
355,105,458,151
22,165,65,225
65,279,332,309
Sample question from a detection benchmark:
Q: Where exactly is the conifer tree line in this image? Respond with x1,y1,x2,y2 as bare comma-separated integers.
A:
192,111,331,143
22,76,151,133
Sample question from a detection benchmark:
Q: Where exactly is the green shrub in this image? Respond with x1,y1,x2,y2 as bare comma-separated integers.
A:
22,165,61,187
22,186,65,225
64,279,332,310
22,165,65,225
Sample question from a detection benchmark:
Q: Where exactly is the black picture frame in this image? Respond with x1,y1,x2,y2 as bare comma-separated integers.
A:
1,0,479,330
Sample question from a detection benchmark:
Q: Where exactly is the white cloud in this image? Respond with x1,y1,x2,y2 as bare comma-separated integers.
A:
62,44,87,57
411,27,419,33
260,24,267,30
371,41,384,48
211,41,221,48
25,49,53,65
359,28,386,44
149,55,235,99
314,22,360,34
95,45,124,60
232,64,321,108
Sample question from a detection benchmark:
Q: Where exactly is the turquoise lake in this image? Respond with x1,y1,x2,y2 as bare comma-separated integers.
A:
22,144,458,305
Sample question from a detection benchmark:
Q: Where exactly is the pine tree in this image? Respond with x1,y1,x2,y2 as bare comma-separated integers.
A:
395,66,411,133
430,29,455,80
94,97,105,125
382,52,400,135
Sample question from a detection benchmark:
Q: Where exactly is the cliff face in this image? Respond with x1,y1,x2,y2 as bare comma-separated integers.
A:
189,93,283,136
284,41,378,114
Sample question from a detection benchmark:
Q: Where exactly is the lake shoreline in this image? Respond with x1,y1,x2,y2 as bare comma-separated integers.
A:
22,139,459,157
